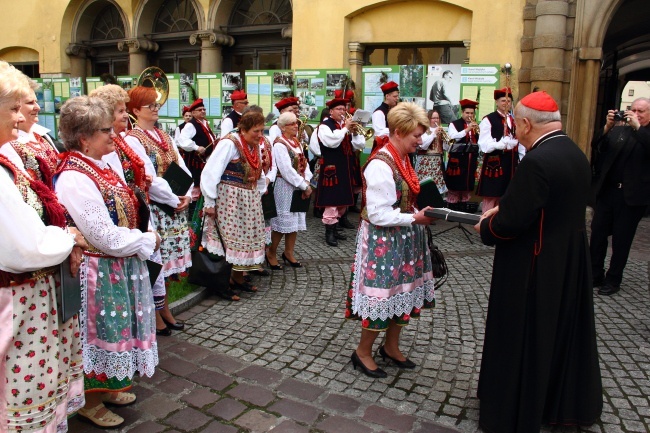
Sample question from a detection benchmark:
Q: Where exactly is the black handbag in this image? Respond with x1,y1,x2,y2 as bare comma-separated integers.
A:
426,226,448,289
188,215,232,291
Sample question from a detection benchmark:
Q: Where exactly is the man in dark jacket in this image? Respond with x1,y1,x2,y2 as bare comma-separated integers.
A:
474,91,602,433
590,97,650,296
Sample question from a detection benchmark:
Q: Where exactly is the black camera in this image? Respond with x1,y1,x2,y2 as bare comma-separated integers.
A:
613,111,626,122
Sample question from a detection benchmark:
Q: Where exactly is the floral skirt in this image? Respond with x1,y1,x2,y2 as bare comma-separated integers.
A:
270,177,307,234
151,204,192,278
1,273,83,433
80,256,158,392
414,153,448,195
345,220,436,331
202,182,265,271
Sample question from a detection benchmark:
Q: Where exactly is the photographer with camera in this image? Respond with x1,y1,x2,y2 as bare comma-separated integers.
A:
590,97,650,296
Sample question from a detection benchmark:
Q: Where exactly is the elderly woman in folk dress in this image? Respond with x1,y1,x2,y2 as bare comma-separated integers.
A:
124,86,192,336
0,61,86,433
201,111,267,300
346,102,435,379
268,112,313,268
55,96,160,428
414,108,447,195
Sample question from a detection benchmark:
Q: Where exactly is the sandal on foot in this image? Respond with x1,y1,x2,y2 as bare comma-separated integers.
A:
215,287,240,301
102,391,136,407
78,403,124,428
230,279,258,293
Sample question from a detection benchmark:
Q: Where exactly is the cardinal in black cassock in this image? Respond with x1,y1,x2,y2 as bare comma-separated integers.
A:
475,91,602,433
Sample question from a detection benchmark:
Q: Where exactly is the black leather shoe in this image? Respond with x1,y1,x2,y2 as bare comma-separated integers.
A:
156,327,172,336
598,284,620,296
378,345,416,369
338,216,355,229
325,224,338,246
162,317,184,331
351,351,387,378
333,226,347,240
250,268,271,277
592,276,604,288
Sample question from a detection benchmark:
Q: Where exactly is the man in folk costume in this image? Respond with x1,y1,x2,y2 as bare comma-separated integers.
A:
371,81,400,153
474,91,602,433
269,97,301,143
335,88,363,218
315,97,365,246
446,99,480,210
177,99,217,213
476,87,525,213
220,89,249,138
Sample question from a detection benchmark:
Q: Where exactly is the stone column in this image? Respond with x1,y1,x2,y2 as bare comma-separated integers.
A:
348,42,365,101
65,44,94,80
531,0,569,104
189,31,235,73
463,40,471,64
117,39,159,75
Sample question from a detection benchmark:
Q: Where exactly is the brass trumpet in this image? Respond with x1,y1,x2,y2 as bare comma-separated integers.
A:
469,115,480,135
296,113,314,150
434,123,455,145
345,112,374,140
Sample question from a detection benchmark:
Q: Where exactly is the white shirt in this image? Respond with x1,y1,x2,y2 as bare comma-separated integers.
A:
219,112,243,139
272,136,313,190
371,109,389,138
0,162,73,273
478,113,526,159
317,121,365,150
177,119,216,152
54,153,156,261
200,132,266,209
447,122,474,152
364,148,416,227
419,126,440,151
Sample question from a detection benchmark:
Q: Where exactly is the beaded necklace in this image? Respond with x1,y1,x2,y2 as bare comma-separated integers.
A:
113,133,147,191
385,142,420,194
233,133,260,171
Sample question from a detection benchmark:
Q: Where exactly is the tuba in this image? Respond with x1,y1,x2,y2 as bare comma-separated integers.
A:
129,67,170,128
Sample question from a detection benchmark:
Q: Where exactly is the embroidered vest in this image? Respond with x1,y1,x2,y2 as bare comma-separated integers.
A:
113,135,147,192
361,151,415,222
11,135,59,188
274,136,306,178
220,133,262,190
127,128,178,176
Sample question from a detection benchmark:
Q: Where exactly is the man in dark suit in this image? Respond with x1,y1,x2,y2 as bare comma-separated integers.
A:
474,91,602,433
590,97,650,296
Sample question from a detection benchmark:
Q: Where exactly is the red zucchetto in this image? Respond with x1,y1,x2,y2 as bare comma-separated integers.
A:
520,91,559,112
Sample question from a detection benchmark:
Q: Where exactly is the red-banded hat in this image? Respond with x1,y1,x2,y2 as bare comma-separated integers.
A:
231,89,247,101
520,91,559,112
494,87,513,100
326,98,349,109
275,96,300,111
188,99,204,111
182,105,191,114
334,89,355,100
380,81,399,95
459,99,479,110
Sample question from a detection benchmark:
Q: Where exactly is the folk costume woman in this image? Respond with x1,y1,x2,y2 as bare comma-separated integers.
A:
414,108,447,195
200,111,267,300
268,112,313,268
0,61,85,433
346,102,435,379
55,96,159,428
124,86,192,335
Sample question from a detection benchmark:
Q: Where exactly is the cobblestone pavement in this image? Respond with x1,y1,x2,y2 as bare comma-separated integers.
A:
69,213,650,433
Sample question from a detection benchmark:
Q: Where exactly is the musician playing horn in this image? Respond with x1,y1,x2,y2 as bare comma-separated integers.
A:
446,99,480,210
371,81,400,153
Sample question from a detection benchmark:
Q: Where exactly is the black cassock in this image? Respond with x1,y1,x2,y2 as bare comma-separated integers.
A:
478,131,602,433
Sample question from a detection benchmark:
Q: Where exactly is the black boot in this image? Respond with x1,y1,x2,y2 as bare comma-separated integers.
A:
334,224,347,240
339,212,355,229
325,224,338,246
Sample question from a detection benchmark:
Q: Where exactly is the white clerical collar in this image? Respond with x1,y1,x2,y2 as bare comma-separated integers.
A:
530,129,563,150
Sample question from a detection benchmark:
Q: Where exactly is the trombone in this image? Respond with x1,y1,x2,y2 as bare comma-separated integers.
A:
345,112,374,140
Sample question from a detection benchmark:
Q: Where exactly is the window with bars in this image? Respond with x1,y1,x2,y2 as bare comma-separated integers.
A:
154,0,199,33
230,0,292,26
91,5,126,40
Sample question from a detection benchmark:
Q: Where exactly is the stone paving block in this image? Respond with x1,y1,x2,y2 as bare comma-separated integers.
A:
199,420,239,433
234,409,279,432
236,364,284,385
412,420,462,433
181,386,220,408
227,383,276,407
136,393,183,418
321,393,362,414
201,352,245,373
207,397,248,421
269,398,321,423
135,369,170,385
316,415,373,433
187,368,234,391
166,407,212,431
124,420,167,433
168,340,215,361
156,376,196,394
269,419,310,433
158,355,200,376
67,417,106,433
276,377,324,401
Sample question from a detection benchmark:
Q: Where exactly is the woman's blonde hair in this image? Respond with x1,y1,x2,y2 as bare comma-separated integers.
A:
89,84,129,109
387,102,429,136
0,61,30,105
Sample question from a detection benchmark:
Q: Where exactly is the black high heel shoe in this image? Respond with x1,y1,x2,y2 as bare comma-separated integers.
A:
230,278,258,293
281,252,302,268
351,351,387,378
378,345,416,369
156,327,172,337
161,317,185,331
265,254,283,270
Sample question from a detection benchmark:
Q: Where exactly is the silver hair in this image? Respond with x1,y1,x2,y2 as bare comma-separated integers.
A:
277,111,297,128
58,96,113,151
515,103,561,124
632,97,650,106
